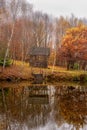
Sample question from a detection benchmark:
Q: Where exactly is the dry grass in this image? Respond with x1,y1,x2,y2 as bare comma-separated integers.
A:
0,61,31,80
0,60,87,82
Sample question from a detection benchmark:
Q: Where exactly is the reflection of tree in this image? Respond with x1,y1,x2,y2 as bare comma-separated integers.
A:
54,86,87,129
0,85,51,129
54,86,66,127
0,88,12,130
26,104,50,129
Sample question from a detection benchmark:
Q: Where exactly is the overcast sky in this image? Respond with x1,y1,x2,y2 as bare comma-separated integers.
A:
29,0,87,18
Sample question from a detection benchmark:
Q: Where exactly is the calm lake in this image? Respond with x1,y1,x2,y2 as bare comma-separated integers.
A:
0,82,87,130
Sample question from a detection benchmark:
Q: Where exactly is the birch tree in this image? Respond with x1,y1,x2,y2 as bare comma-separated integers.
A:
20,0,33,62
3,0,21,69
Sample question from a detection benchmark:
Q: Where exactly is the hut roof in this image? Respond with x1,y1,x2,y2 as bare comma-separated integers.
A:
29,47,50,56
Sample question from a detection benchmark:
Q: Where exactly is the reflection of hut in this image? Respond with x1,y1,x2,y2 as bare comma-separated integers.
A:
28,86,49,104
29,47,50,68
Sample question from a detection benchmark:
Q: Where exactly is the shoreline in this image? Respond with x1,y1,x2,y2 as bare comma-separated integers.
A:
0,71,87,83
0,64,87,83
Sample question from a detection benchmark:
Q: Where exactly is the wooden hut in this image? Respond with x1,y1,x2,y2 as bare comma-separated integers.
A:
29,47,50,68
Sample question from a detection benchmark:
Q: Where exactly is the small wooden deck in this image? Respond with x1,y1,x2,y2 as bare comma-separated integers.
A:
32,73,44,84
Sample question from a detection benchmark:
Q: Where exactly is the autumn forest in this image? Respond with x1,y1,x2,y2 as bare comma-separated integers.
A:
0,1,87,130
0,0,87,82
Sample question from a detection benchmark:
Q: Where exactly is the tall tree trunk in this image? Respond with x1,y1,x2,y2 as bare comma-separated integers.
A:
3,23,15,70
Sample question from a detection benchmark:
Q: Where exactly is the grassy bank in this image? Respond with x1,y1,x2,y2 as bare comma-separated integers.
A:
0,61,87,83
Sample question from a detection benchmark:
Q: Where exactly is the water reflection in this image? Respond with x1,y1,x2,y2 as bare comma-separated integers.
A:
54,85,87,130
0,83,87,130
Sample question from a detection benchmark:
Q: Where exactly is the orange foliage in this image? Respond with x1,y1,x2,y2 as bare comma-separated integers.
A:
57,26,87,67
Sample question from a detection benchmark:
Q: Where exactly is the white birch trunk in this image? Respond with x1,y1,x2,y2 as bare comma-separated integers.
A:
3,23,15,69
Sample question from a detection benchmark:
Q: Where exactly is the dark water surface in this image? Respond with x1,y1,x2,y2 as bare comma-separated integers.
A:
0,82,87,130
